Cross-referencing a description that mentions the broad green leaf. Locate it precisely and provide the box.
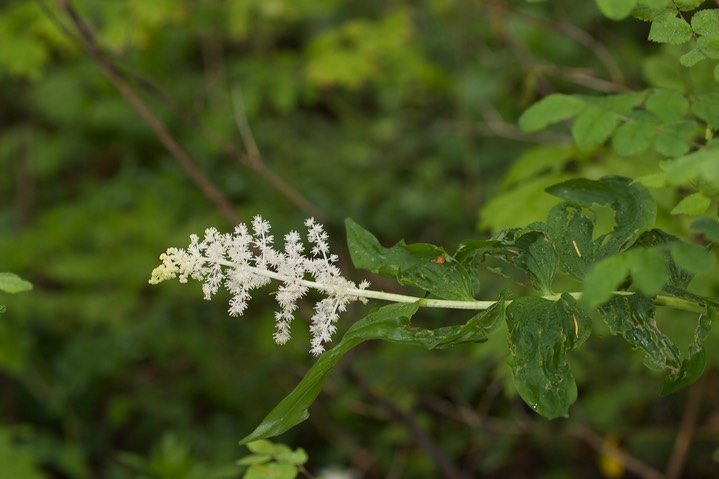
[662,148,719,186]
[486,226,558,294]
[0,273,32,294]
[581,255,628,309]
[345,219,475,300]
[506,294,590,419]
[236,455,270,466]
[670,192,711,215]
[547,204,595,280]
[612,120,656,156]
[670,242,714,274]
[518,94,585,132]
[648,12,692,44]
[595,0,637,20]
[247,440,281,455]
[698,35,719,59]
[692,218,719,241]
[680,47,706,67]
[691,9,719,37]
[646,89,689,122]
[581,92,647,115]
[634,230,693,288]
[635,172,668,188]
[546,176,657,258]
[598,295,681,372]
[571,106,619,150]
[625,248,670,296]
[501,145,573,187]
[692,92,719,127]
[662,305,715,394]
[239,302,420,445]
[675,0,706,10]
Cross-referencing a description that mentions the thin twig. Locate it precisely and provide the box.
[569,424,666,479]
[666,377,705,479]
[345,367,470,479]
[54,0,241,225]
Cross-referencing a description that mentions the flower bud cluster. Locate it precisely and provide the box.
[149,215,369,355]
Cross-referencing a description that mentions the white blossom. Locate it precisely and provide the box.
[149,216,368,355]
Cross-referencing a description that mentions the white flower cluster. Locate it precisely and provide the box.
[149,215,370,355]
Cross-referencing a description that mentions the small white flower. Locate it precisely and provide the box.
[149,216,367,355]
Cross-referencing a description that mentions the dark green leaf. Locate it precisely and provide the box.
[571,106,619,150]
[662,305,715,394]
[239,302,420,445]
[692,218,719,241]
[518,94,585,132]
[506,294,590,419]
[547,204,595,280]
[345,219,475,300]
[598,295,681,372]
[648,12,692,44]
[546,176,657,258]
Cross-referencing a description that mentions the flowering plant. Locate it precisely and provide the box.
[150,177,717,444]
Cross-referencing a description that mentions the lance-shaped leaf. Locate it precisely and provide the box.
[346,218,475,300]
[240,299,507,444]
[546,176,656,258]
[506,294,591,419]
[662,305,716,395]
[598,295,681,373]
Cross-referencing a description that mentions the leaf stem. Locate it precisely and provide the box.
[209,258,708,314]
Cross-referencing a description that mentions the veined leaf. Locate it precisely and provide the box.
[648,12,692,45]
[345,219,475,300]
[518,94,585,132]
[598,295,681,373]
[546,176,657,258]
[547,204,595,280]
[506,294,591,419]
[571,106,619,150]
[612,120,656,156]
[646,89,689,122]
[691,9,719,37]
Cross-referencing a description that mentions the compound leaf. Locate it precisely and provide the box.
[648,12,692,44]
[518,94,585,132]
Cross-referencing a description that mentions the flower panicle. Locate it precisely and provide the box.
[149,215,369,355]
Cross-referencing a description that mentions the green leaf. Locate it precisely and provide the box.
[505,294,590,419]
[670,242,714,274]
[239,302,420,445]
[246,440,281,456]
[547,176,657,258]
[571,106,619,150]
[654,121,698,157]
[0,273,32,294]
[691,9,719,37]
[236,455,271,466]
[518,94,585,132]
[680,47,706,67]
[547,204,595,280]
[648,12,692,44]
[581,255,628,309]
[675,0,706,10]
[501,145,574,187]
[487,226,558,294]
[692,92,719,127]
[662,305,715,395]
[612,120,656,156]
[345,219,475,300]
[595,0,638,20]
[697,35,719,59]
[634,230,693,288]
[692,218,719,241]
[243,463,297,479]
[670,192,711,215]
[646,89,689,122]
[625,248,670,296]
[599,295,681,372]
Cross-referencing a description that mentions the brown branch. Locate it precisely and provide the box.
[666,377,705,479]
[54,0,240,225]
[345,367,470,479]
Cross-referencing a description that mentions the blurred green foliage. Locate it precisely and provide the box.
[1,0,718,478]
